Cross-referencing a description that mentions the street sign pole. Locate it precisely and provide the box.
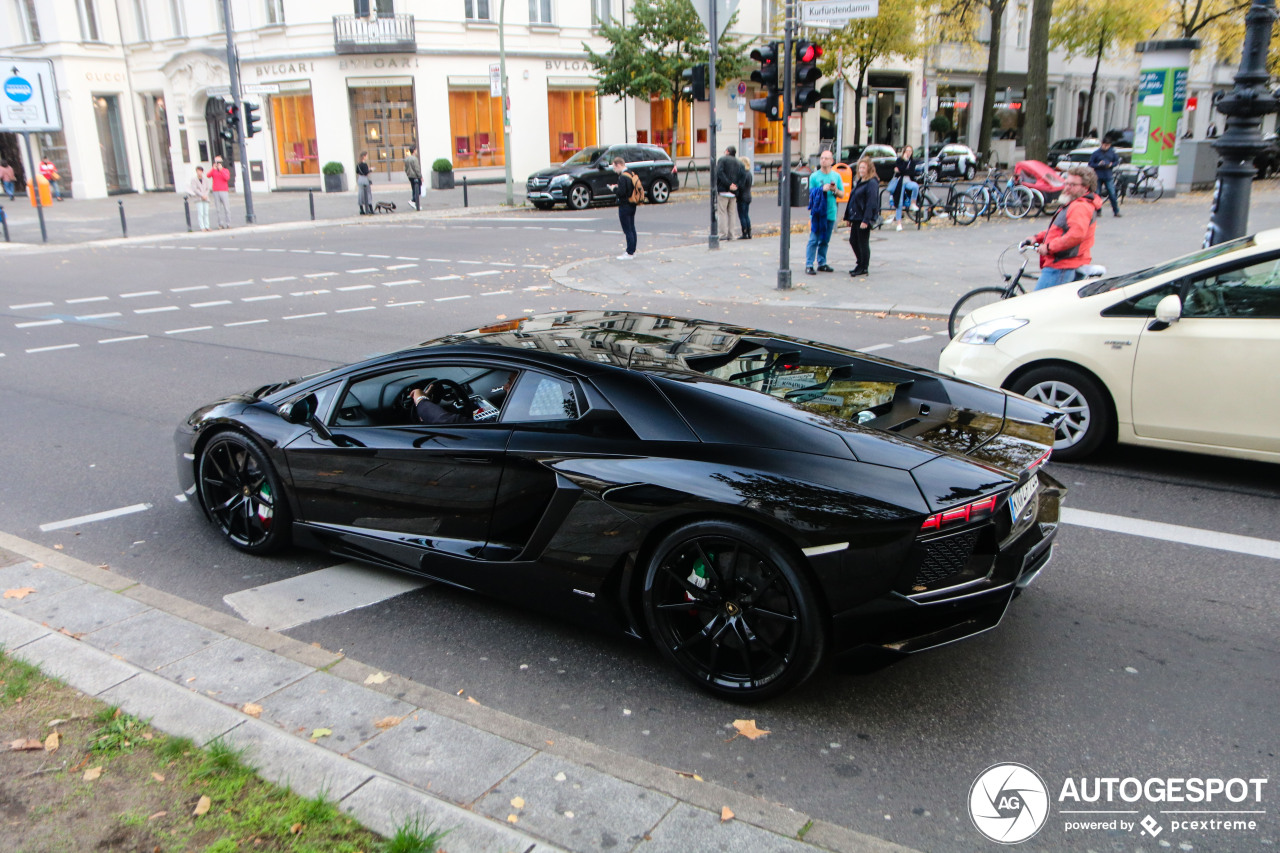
[20,131,46,243]
[3,57,62,243]
[778,0,795,290]
[221,0,256,223]
[500,0,514,207]
[708,0,720,249]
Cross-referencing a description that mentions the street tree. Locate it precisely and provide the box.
[1050,0,1161,133]
[584,0,751,160]
[1167,0,1251,39]
[817,0,922,147]
[937,0,1012,163]
[1023,0,1054,161]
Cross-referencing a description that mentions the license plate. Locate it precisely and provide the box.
[1009,478,1038,522]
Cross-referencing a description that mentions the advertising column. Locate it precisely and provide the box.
[1134,39,1198,197]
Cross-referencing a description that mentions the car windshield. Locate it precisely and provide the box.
[1078,235,1259,296]
[564,146,606,167]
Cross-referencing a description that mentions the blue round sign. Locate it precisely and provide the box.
[4,76,33,103]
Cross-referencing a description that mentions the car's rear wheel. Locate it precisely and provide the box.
[964,163,977,180]
[641,520,825,701]
[648,178,671,203]
[197,431,291,554]
[567,183,593,210]
[1009,366,1112,461]
[532,200,554,210]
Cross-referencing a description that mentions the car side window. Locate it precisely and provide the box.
[1101,281,1181,317]
[500,372,581,423]
[334,365,471,427]
[1183,257,1280,319]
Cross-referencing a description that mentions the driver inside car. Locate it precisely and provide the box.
[410,381,474,425]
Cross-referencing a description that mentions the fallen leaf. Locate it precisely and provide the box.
[53,544,63,550]
[57,627,84,640]
[466,696,479,705]
[152,772,165,782]
[141,732,153,740]
[310,728,332,739]
[511,796,525,809]
[3,587,35,599]
[44,732,59,753]
[553,772,567,782]
[148,811,167,821]
[84,766,103,781]
[721,806,735,822]
[193,795,211,816]
[731,719,770,740]
[373,716,403,730]
[10,738,43,751]
[186,677,197,683]
[290,823,303,835]
[506,814,519,824]
[364,672,390,685]
[242,703,263,718]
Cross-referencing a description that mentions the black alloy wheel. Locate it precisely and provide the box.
[197,431,291,554]
[568,183,593,210]
[642,521,825,701]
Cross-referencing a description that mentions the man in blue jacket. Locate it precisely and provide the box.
[1088,138,1122,217]
[805,150,842,275]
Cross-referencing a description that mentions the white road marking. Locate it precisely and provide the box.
[223,562,428,631]
[291,289,331,296]
[283,312,326,320]
[77,312,122,320]
[396,256,419,260]
[435,295,470,301]
[226,319,268,326]
[336,306,376,313]
[468,270,501,277]
[192,300,232,308]
[166,326,212,334]
[522,264,549,269]
[1061,508,1280,560]
[241,248,262,252]
[432,275,463,281]
[39,502,152,532]
[481,290,513,296]
[457,259,483,264]
[304,272,338,278]
[451,216,600,222]
[367,253,391,258]
[383,279,420,286]
[16,319,63,328]
[523,285,553,291]
[262,276,297,283]
[26,343,79,353]
[935,330,951,336]
[346,267,379,273]
[338,284,376,291]
[857,343,894,352]
[290,249,311,254]
[67,296,109,304]
[121,290,161,298]
[492,262,516,267]
[575,228,595,232]
[549,227,568,231]
[243,295,282,302]
[386,301,424,307]
[898,335,934,344]
[425,258,451,263]
[315,250,336,255]
[178,246,195,250]
[100,335,147,344]
[340,252,364,256]
[385,263,418,270]
[216,280,254,288]
[171,285,209,293]
[11,301,53,310]
[134,306,179,314]
[267,248,286,252]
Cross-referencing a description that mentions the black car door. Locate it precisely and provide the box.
[281,362,512,584]
[590,146,623,199]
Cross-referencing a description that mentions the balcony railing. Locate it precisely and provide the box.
[333,14,416,55]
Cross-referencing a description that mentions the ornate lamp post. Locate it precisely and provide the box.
[1205,0,1278,245]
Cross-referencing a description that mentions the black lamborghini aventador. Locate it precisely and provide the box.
[176,311,1065,700]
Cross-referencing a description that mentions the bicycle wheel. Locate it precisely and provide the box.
[909,191,933,223]
[952,191,981,225]
[1138,177,1164,201]
[1002,186,1035,219]
[949,287,1011,338]
[880,187,897,219]
[967,186,992,218]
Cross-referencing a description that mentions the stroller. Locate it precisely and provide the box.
[1013,160,1065,208]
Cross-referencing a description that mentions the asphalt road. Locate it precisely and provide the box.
[1,201,1276,853]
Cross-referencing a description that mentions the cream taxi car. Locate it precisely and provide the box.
[939,232,1280,462]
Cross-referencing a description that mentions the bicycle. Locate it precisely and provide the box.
[908,174,979,226]
[965,168,1037,220]
[948,242,1035,338]
[1116,164,1163,202]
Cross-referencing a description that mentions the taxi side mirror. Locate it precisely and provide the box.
[1148,294,1182,331]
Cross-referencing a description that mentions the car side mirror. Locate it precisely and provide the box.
[278,393,336,442]
[1148,293,1182,331]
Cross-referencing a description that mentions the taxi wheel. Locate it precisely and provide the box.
[1010,366,1113,461]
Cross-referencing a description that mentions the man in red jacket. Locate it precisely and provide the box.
[208,156,232,229]
[1030,165,1104,289]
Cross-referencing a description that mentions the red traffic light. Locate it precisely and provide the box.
[799,43,823,63]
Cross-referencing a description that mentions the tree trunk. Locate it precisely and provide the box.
[977,0,1008,166]
[1023,0,1053,162]
[1086,31,1105,132]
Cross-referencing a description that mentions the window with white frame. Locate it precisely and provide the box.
[1016,3,1028,49]
[75,0,101,40]
[761,0,779,33]
[529,0,552,24]
[465,0,491,20]
[591,0,610,26]
[15,0,41,42]
[170,0,186,36]
[213,0,225,31]
[131,0,148,40]
[265,0,285,24]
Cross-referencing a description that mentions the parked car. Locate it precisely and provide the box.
[1103,128,1135,147]
[177,310,1064,700]
[940,231,1280,463]
[1061,142,1133,169]
[1254,132,1280,177]
[915,144,979,181]
[526,144,678,210]
[1048,136,1096,169]
[837,143,899,182]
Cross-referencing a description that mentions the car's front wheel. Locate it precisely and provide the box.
[567,183,593,210]
[648,178,671,204]
[197,431,291,554]
[1009,366,1112,461]
[641,520,825,701]
[964,162,977,180]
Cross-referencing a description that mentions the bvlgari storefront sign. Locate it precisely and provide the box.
[545,60,591,71]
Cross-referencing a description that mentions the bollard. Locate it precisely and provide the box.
[0,205,8,242]
[184,197,192,232]
[118,200,127,238]
[463,175,469,208]
[309,188,316,221]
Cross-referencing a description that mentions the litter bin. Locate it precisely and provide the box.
[27,175,52,207]
[790,170,808,207]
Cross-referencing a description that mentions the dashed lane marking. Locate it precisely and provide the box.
[262,276,297,283]
[223,562,427,631]
[99,335,147,344]
[170,285,209,293]
[165,326,212,335]
[16,319,63,328]
[435,295,470,301]
[225,319,268,326]
[385,263,418,270]
[386,301,424,307]
[10,302,53,310]
[432,275,463,281]
[347,267,379,273]
[242,295,282,302]
[304,272,339,278]
[457,260,483,264]
[468,270,501,277]
[383,279,421,287]
[216,280,254,288]
[76,312,121,320]
[67,296,109,304]
[481,290,512,296]
[39,502,152,532]
[338,284,376,291]
[857,343,894,352]
[283,312,327,320]
[121,290,161,298]
[26,343,79,353]
[291,290,331,296]
[336,306,376,313]
[1062,508,1280,560]
[192,301,232,308]
[133,306,179,314]
[898,335,934,344]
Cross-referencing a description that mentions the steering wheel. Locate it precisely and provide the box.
[401,378,471,421]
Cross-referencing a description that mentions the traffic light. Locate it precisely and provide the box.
[793,40,824,112]
[244,101,262,138]
[749,41,782,121]
[681,64,708,102]
[222,103,239,143]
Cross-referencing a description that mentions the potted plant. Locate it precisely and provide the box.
[431,158,455,190]
[322,161,347,193]
[929,115,953,143]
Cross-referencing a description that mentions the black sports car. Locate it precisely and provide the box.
[176,311,1065,700]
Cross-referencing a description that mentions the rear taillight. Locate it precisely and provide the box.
[920,494,999,533]
[1028,449,1051,470]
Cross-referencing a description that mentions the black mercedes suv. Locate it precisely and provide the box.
[526,143,679,210]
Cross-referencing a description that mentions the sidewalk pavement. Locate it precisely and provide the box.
[552,182,1280,318]
[0,532,915,853]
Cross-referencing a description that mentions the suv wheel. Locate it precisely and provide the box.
[568,183,593,210]
[648,178,671,204]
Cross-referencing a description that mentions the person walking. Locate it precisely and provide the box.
[737,155,753,239]
[1028,165,1104,289]
[0,161,14,200]
[715,145,745,240]
[356,152,373,215]
[404,145,422,210]
[208,156,232,228]
[886,145,920,231]
[188,166,212,231]
[1088,137,1122,217]
[804,149,842,275]
[608,155,640,259]
[845,157,880,277]
[38,157,62,201]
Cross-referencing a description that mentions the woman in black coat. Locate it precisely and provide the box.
[844,157,879,276]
